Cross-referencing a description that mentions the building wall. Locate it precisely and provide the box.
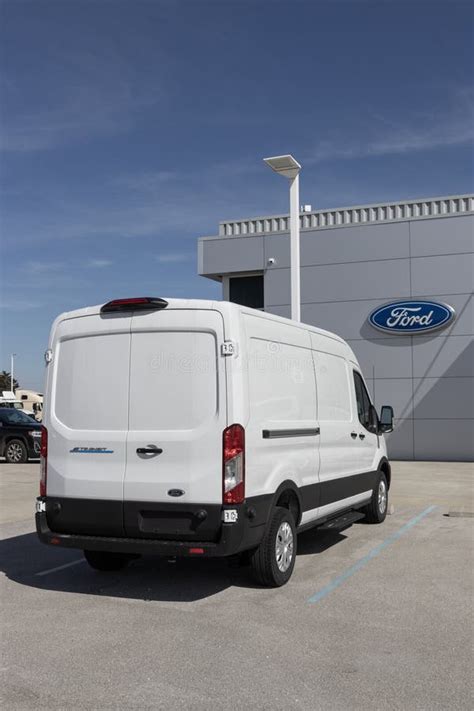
[199,209,474,461]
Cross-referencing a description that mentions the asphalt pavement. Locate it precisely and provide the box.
[0,461,473,710]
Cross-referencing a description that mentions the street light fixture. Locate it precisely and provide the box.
[10,353,17,393]
[263,154,302,321]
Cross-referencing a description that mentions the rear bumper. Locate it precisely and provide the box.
[35,497,269,558]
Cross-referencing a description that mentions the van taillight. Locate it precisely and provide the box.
[40,426,47,497]
[223,424,245,505]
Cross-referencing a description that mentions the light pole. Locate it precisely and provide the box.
[263,154,302,321]
[10,353,16,393]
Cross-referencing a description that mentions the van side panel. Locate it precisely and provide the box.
[312,347,357,481]
[243,313,320,515]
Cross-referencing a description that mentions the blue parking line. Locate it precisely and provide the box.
[308,505,437,604]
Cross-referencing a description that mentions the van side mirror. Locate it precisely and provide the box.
[379,405,394,434]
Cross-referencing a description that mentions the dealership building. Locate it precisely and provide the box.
[198,193,474,461]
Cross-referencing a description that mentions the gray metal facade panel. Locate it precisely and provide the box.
[413,419,474,461]
[384,419,415,460]
[265,304,291,319]
[371,378,414,421]
[199,236,264,276]
[412,335,474,379]
[410,215,474,257]
[265,268,291,307]
[348,338,413,379]
[413,377,474,420]
[264,222,410,270]
[300,259,411,303]
[264,234,290,269]
[410,253,474,297]
[266,259,412,308]
[301,222,410,267]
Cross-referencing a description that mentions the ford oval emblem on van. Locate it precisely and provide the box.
[369,300,455,335]
[168,489,185,497]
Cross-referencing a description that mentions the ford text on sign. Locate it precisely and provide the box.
[369,301,455,334]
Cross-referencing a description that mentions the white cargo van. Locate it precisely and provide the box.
[36,297,394,587]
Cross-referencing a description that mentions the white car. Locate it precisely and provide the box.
[36,297,393,586]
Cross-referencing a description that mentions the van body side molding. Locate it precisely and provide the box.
[262,427,320,439]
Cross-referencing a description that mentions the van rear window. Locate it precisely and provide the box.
[54,334,130,431]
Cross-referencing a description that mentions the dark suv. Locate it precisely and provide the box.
[0,409,42,463]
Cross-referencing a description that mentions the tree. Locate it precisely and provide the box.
[0,371,20,392]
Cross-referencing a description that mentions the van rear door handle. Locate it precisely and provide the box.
[350,432,357,439]
[136,447,163,454]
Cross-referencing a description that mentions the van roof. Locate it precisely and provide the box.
[54,298,348,347]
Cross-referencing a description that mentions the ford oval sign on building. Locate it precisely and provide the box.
[369,300,455,335]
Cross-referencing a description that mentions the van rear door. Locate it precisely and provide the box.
[123,309,226,540]
[46,312,131,535]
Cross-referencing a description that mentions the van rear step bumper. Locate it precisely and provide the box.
[35,505,263,558]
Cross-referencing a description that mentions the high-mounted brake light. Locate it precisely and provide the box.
[40,426,48,497]
[223,424,245,505]
[100,297,168,314]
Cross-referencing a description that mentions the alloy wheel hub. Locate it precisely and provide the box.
[275,521,294,573]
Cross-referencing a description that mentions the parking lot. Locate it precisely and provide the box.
[1,461,472,710]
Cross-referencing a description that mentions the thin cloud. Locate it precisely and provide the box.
[310,87,474,163]
[112,172,179,191]
[24,261,65,274]
[88,259,113,268]
[155,252,194,264]
[1,50,162,153]
[0,299,42,311]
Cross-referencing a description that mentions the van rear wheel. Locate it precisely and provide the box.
[83,550,132,571]
[250,506,297,587]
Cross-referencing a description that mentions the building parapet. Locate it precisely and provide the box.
[218,194,474,237]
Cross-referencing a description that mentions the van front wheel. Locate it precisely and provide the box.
[364,471,388,523]
[250,506,297,587]
[83,550,132,571]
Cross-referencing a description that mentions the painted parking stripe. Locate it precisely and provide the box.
[36,559,85,577]
[308,505,437,604]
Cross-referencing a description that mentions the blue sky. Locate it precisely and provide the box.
[1,0,473,389]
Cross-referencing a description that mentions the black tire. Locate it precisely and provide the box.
[5,439,28,464]
[363,471,388,523]
[250,506,297,587]
[83,550,132,571]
